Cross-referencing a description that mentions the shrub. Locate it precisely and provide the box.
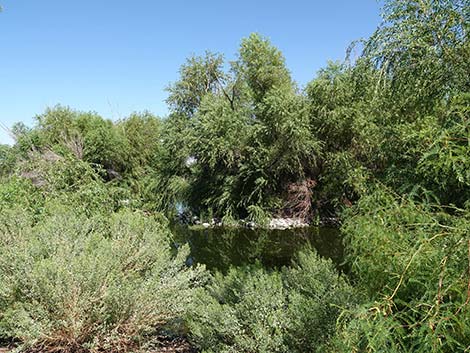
[283,250,358,352]
[16,153,130,217]
[0,208,206,352]
[187,249,356,353]
[339,188,470,352]
[188,265,288,353]
[0,177,44,217]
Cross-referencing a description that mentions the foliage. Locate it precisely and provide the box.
[166,52,226,117]
[415,94,470,205]
[0,144,18,177]
[188,264,288,353]
[0,0,469,351]
[32,106,130,174]
[15,152,125,217]
[0,177,44,217]
[117,111,162,173]
[164,33,322,220]
[187,249,356,353]
[359,0,470,116]
[0,207,205,352]
[338,188,470,352]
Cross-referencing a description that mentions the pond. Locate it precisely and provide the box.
[170,225,344,273]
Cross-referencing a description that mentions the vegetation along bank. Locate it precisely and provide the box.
[0,0,469,351]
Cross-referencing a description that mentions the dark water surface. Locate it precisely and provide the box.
[170,225,344,272]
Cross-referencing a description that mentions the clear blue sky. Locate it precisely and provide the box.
[0,1,382,144]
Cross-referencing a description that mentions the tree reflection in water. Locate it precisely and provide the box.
[170,225,344,273]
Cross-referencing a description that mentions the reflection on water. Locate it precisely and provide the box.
[170,225,344,272]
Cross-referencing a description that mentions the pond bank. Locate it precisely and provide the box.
[176,213,340,230]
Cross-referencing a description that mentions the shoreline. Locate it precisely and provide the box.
[176,214,340,230]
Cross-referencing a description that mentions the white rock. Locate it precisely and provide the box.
[269,218,309,230]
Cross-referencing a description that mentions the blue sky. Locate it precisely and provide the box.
[0,1,382,145]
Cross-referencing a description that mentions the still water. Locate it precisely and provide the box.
[170,225,344,273]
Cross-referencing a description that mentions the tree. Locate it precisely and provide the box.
[163,34,322,220]
[166,52,227,117]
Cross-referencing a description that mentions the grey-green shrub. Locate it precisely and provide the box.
[283,250,358,352]
[189,265,288,353]
[187,250,356,353]
[0,207,205,352]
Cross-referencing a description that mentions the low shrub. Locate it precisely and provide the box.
[0,208,206,352]
[283,250,358,352]
[187,249,357,353]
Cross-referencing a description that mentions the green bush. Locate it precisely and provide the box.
[0,177,44,217]
[189,265,288,353]
[0,144,19,178]
[187,250,356,353]
[0,208,205,352]
[283,250,358,352]
[0,1,468,351]
[339,188,470,352]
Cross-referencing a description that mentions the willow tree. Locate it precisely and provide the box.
[305,0,470,208]
[162,34,321,221]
